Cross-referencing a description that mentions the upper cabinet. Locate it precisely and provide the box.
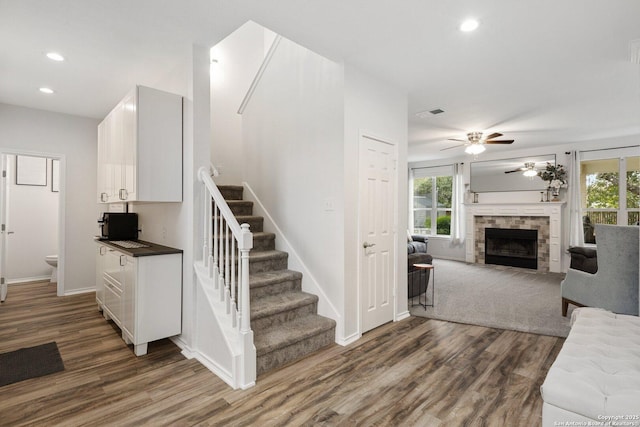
[97,86,183,203]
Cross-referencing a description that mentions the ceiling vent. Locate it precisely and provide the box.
[415,108,444,118]
[630,39,640,64]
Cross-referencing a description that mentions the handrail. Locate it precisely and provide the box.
[237,35,283,115]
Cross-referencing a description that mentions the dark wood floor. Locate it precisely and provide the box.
[0,281,564,426]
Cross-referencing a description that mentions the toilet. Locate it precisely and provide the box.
[44,255,58,283]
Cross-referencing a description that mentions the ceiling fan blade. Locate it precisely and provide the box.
[485,140,514,144]
[485,132,503,140]
[447,138,466,142]
[440,144,465,151]
[504,168,524,174]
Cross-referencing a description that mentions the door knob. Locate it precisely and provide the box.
[363,242,376,249]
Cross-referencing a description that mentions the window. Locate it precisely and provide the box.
[580,148,639,239]
[411,165,453,236]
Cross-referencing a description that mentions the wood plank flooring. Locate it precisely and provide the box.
[0,281,564,426]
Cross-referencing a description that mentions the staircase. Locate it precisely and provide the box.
[218,185,336,375]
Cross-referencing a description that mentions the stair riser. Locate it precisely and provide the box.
[212,217,263,232]
[257,329,335,376]
[252,235,275,252]
[228,204,253,216]
[213,234,274,252]
[249,256,288,274]
[213,201,253,216]
[218,186,243,200]
[251,278,302,301]
[252,302,318,332]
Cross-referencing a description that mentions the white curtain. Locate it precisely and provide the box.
[451,162,465,245]
[568,150,584,247]
[408,168,415,234]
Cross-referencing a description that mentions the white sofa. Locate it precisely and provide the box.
[541,308,640,427]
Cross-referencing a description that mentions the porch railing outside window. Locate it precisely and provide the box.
[580,153,639,232]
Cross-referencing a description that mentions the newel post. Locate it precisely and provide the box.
[239,223,253,333]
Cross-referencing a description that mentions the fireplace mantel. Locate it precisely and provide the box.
[464,202,566,272]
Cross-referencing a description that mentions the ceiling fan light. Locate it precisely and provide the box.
[523,169,538,177]
[460,19,479,32]
[465,144,486,155]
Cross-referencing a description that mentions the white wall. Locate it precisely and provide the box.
[409,134,640,263]
[6,155,59,282]
[0,103,98,294]
[343,64,409,339]
[210,21,275,185]
[242,36,346,335]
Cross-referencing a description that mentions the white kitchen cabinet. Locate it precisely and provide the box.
[96,242,182,356]
[97,85,182,203]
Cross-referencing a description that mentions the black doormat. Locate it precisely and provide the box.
[0,342,65,387]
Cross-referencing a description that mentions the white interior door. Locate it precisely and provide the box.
[359,134,396,333]
[0,154,8,301]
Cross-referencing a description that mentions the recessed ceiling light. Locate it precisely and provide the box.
[460,19,479,32]
[39,87,54,94]
[46,52,65,61]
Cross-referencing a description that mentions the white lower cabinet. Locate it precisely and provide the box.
[97,243,182,356]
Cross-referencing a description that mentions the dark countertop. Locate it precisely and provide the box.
[95,238,183,257]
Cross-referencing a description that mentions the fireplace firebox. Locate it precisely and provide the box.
[485,228,538,269]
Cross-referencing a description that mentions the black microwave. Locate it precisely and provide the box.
[99,213,138,240]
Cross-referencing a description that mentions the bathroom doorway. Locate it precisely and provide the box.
[0,151,64,302]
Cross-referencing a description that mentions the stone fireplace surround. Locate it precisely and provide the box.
[475,216,550,271]
[464,202,565,273]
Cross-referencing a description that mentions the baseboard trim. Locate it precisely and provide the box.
[396,310,411,321]
[64,287,95,296]
[337,332,361,346]
[7,275,51,284]
[170,336,193,358]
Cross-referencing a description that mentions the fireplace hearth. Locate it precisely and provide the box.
[485,228,538,269]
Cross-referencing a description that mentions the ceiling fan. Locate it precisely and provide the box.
[441,131,514,154]
[505,161,538,177]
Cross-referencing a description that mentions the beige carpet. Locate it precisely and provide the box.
[409,259,574,337]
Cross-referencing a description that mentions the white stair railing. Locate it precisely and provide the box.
[197,167,255,388]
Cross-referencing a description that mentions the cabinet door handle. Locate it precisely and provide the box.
[119,188,128,200]
[119,255,126,266]
[101,192,108,202]
[100,246,107,255]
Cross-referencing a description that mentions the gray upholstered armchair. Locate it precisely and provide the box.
[561,224,639,316]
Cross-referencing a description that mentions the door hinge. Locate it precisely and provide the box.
[1,277,4,285]
[1,224,5,232]
[2,170,6,178]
